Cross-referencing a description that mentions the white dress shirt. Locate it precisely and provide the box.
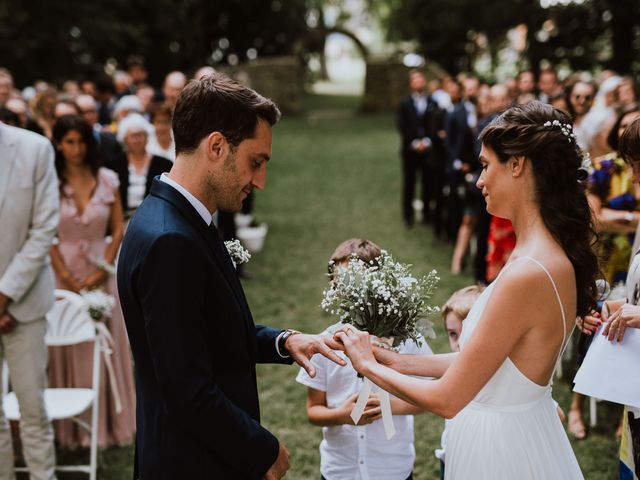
[159,173,212,225]
[412,92,427,116]
[297,323,433,480]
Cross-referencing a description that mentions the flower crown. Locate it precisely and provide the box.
[543,119,576,143]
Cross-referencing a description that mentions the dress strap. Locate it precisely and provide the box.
[516,257,566,343]
[511,256,574,382]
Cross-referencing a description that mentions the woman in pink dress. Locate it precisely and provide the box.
[49,115,135,448]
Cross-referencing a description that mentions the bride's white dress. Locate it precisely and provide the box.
[445,257,584,479]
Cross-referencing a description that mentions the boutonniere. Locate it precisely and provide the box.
[224,239,251,267]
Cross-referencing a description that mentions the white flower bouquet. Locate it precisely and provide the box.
[321,250,439,348]
[224,239,252,266]
[80,289,116,321]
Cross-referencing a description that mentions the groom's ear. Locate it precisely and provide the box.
[205,131,230,164]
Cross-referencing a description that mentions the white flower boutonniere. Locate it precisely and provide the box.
[224,239,252,267]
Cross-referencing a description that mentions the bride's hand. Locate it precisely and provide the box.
[333,326,377,375]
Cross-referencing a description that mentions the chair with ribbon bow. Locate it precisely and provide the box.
[2,289,120,480]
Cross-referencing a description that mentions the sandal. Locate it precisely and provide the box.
[568,410,587,440]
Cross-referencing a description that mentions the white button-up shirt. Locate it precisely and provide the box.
[297,323,433,480]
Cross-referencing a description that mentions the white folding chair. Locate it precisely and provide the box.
[3,289,102,480]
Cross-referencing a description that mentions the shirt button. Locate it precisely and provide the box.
[360,435,364,439]
[360,460,364,464]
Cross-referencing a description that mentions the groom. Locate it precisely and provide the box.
[117,73,345,480]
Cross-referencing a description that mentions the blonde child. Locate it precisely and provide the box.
[296,239,433,480]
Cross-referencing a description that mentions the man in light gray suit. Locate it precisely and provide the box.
[0,123,59,480]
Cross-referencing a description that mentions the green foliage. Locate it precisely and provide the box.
[370,0,640,75]
[0,0,309,85]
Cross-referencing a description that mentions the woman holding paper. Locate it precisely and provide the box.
[598,117,640,480]
[332,102,599,480]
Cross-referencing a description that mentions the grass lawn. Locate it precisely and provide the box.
[51,94,619,479]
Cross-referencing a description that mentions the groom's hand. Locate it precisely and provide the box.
[285,333,346,378]
[263,442,290,480]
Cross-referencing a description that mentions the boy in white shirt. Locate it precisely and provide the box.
[296,239,433,480]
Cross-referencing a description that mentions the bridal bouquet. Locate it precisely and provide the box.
[321,250,439,348]
[224,239,251,266]
[80,289,116,321]
[321,250,439,439]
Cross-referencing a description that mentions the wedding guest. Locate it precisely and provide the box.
[76,94,125,167]
[111,94,142,128]
[617,77,638,110]
[0,122,58,480]
[566,79,596,151]
[48,115,135,447]
[485,217,516,282]
[161,71,187,110]
[135,83,155,115]
[113,70,133,99]
[126,55,148,92]
[53,99,79,119]
[537,68,561,104]
[571,109,640,441]
[600,115,640,479]
[0,68,13,107]
[580,75,622,158]
[435,285,483,479]
[515,70,535,104]
[30,88,57,139]
[297,239,432,480]
[146,103,175,161]
[397,70,446,230]
[111,113,172,220]
[444,78,475,241]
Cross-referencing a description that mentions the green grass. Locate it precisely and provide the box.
[49,93,619,479]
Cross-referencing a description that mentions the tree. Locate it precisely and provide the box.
[369,0,640,76]
[0,0,311,86]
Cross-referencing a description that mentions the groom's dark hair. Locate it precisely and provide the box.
[172,72,281,155]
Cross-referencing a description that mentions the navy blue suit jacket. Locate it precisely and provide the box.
[397,95,445,160]
[117,178,292,479]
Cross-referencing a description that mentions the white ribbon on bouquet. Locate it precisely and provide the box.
[349,335,396,440]
[350,378,396,439]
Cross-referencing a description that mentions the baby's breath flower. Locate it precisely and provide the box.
[320,251,439,347]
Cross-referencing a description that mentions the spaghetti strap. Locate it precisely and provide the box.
[516,257,567,343]
[507,256,574,381]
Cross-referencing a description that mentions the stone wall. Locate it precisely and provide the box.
[361,59,445,112]
[223,56,303,115]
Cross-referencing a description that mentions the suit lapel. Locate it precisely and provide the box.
[0,128,17,217]
[149,179,255,338]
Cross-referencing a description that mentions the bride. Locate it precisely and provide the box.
[331,101,598,479]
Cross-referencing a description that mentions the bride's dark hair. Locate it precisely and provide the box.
[479,101,599,317]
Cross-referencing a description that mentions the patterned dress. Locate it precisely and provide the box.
[588,153,639,284]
